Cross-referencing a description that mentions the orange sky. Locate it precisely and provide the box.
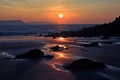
[0,0,120,24]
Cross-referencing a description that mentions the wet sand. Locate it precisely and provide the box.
[0,36,120,80]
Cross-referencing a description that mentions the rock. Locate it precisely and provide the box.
[80,42,99,47]
[63,59,107,70]
[15,49,44,59]
[44,55,54,58]
[50,45,63,51]
[50,45,68,52]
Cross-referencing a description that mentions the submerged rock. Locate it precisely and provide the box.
[15,49,44,59]
[63,59,107,70]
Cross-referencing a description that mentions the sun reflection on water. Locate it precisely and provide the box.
[59,37,65,40]
[56,37,66,42]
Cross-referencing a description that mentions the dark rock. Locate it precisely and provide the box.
[80,42,99,47]
[15,49,44,59]
[44,55,54,58]
[63,59,107,70]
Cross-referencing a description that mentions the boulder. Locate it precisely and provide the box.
[15,49,44,59]
[63,59,107,70]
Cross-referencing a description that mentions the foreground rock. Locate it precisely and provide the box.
[63,59,107,70]
[50,45,68,52]
[15,49,54,59]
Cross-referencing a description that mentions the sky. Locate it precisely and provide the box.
[0,0,120,24]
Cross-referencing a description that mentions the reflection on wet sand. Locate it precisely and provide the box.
[51,62,65,71]
[56,52,68,58]
[54,52,73,59]
[55,37,68,42]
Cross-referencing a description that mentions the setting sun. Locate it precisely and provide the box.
[58,13,64,19]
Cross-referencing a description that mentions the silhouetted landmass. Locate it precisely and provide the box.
[46,16,120,37]
[0,20,58,25]
[0,20,25,25]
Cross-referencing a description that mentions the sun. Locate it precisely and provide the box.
[58,13,64,19]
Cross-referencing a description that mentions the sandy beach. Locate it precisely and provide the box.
[0,36,120,80]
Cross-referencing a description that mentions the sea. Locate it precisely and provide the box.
[0,24,95,36]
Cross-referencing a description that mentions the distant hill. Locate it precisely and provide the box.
[46,16,120,37]
[0,20,25,25]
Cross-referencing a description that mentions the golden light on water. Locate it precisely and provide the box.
[57,53,65,58]
[59,37,65,40]
[55,52,70,59]
[56,37,66,42]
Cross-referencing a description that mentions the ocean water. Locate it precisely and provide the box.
[0,24,95,36]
